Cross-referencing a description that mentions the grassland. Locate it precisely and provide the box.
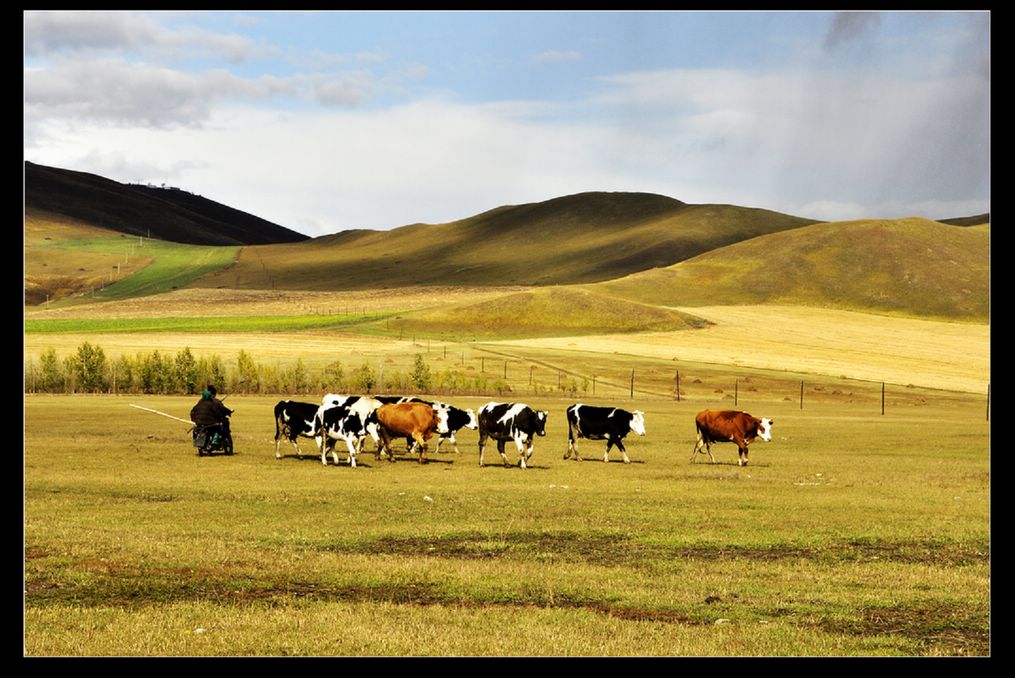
[190,193,816,291]
[26,209,240,305]
[364,287,712,341]
[22,193,991,656]
[24,393,989,656]
[595,218,990,322]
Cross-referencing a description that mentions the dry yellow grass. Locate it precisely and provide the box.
[24,286,528,320]
[24,290,988,394]
[493,305,989,393]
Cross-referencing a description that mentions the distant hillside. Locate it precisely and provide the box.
[24,161,308,246]
[939,213,989,227]
[193,192,818,290]
[365,287,712,340]
[594,217,990,321]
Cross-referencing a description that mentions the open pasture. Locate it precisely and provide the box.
[24,392,989,656]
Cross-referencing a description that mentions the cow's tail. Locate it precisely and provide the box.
[692,418,706,456]
[274,401,285,441]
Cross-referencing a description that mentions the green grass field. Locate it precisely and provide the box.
[26,210,240,306]
[24,393,989,656]
[22,200,991,656]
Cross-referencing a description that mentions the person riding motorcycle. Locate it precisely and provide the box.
[190,384,233,443]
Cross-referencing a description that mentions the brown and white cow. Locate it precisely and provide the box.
[691,410,773,466]
[374,401,449,464]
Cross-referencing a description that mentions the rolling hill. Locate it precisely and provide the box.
[939,213,990,227]
[593,217,990,321]
[364,287,713,340]
[25,161,308,246]
[192,192,820,290]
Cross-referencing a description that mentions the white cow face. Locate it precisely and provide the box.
[434,405,451,434]
[535,411,547,436]
[630,411,646,436]
[465,409,478,430]
[757,418,773,442]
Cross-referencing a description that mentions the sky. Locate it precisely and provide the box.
[24,10,990,238]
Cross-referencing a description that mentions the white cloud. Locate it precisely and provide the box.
[25,59,293,129]
[24,10,268,63]
[312,72,374,107]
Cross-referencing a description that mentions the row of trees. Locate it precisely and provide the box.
[24,343,562,397]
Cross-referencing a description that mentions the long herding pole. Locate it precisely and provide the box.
[129,404,192,425]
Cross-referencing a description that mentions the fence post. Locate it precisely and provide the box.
[674,370,680,401]
[800,381,804,410]
[630,369,635,398]
[882,382,885,416]
[734,378,738,406]
[529,365,534,385]
[503,360,507,380]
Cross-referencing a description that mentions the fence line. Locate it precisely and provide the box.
[25,342,988,415]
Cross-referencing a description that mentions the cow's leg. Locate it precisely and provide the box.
[330,437,342,466]
[478,432,488,467]
[317,435,330,466]
[565,427,582,461]
[413,432,428,464]
[514,432,531,469]
[690,430,703,463]
[497,439,511,467]
[522,437,534,469]
[738,443,749,467]
[614,438,631,464]
[379,431,396,462]
[604,437,613,463]
[345,437,358,468]
[291,436,305,459]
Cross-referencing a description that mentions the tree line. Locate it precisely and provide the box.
[23,342,554,397]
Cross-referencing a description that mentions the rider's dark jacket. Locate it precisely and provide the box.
[190,392,232,427]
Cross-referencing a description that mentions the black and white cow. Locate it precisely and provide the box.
[315,404,379,468]
[564,404,646,464]
[436,404,479,453]
[320,394,382,453]
[477,402,548,469]
[273,400,322,459]
[376,396,478,454]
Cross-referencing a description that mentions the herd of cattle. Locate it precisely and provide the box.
[273,395,774,468]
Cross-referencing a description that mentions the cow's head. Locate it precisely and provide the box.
[757,417,773,442]
[534,410,548,436]
[630,410,646,436]
[433,404,451,435]
[625,410,641,436]
[463,408,478,430]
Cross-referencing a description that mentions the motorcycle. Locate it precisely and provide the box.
[192,418,234,456]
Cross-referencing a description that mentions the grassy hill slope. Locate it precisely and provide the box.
[594,218,990,321]
[359,287,711,340]
[193,192,818,290]
[25,161,308,246]
[25,208,239,306]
